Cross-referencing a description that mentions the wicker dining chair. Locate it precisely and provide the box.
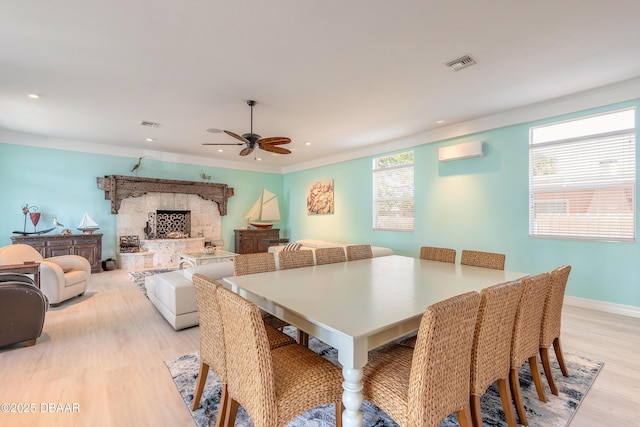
[315,247,347,265]
[539,265,572,396]
[346,244,373,261]
[362,291,481,427]
[509,272,551,425]
[277,249,315,346]
[216,286,344,427]
[461,250,506,270]
[190,274,295,418]
[469,279,524,427]
[278,250,314,270]
[419,246,457,263]
[233,253,288,331]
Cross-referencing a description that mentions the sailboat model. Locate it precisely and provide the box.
[77,212,100,234]
[245,189,280,229]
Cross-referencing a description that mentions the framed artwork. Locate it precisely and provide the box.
[306,179,334,215]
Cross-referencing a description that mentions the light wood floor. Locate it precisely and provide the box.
[0,269,638,426]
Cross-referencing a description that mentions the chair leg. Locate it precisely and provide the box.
[497,377,517,427]
[222,398,239,427]
[191,362,209,410]
[528,355,547,402]
[540,347,559,395]
[456,402,473,427]
[553,337,569,377]
[297,329,309,347]
[335,400,344,427]
[509,368,527,426]
[214,384,229,427]
[470,394,482,427]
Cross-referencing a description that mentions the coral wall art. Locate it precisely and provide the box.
[306,179,334,215]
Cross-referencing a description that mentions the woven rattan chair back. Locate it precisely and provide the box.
[461,249,506,270]
[362,292,480,426]
[278,250,314,270]
[539,264,572,396]
[419,246,456,263]
[217,286,279,427]
[314,247,347,265]
[346,244,373,261]
[233,252,276,276]
[409,291,481,426]
[509,271,551,424]
[469,279,523,427]
[217,286,343,427]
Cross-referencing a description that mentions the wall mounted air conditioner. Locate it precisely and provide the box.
[438,140,484,162]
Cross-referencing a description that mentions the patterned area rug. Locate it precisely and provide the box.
[127,268,175,297]
[166,327,603,427]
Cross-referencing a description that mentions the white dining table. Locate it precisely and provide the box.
[223,254,528,427]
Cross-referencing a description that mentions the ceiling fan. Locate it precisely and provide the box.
[203,100,292,156]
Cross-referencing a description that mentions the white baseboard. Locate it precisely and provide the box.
[564,295,640,319]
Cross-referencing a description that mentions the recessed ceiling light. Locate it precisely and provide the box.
[146,137,155,142]
[27,93,41,99]
[305,142,311,146]
[256,157,262,161]
[217,149,223,153]
[436,119,445,124]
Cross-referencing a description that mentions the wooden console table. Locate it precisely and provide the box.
[11,234,103,273]
[234,229,280,254]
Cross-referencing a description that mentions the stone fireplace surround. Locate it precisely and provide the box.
[96,175,234,270]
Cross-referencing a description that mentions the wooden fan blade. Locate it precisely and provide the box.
[224,130,250,144]
[258,136,291,145]
[259,144,292,155]
[202,142,244,146]
[239,146,254,156]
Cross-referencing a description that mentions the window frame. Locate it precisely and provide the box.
[372,151,414,232]
[528,108,636,242]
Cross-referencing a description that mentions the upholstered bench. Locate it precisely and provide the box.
[146,261,234,330]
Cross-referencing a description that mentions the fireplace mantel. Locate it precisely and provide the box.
[96,175,234,215]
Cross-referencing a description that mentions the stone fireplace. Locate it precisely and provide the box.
[96,175,234,270]
[116,193,220,269]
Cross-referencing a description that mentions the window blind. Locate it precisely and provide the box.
[529,109,636,242]
[373,152,414,231]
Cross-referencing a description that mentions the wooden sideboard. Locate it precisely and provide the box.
[11,233,103,273]
[234,229,279,254]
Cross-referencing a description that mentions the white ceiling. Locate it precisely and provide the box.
[2,1,640,172]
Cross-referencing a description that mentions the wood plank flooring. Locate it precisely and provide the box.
[0,269,638,426]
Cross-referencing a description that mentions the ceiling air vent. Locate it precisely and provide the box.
[140,120,160,128]
[446,55,476,71]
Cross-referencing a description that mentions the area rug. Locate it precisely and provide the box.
[127,268,175,297]
[166,328,603,427]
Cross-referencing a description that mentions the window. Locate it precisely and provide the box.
[373,151,414,231]
[529,108,636,242]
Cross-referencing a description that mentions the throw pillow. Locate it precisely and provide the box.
[282,242,301,251]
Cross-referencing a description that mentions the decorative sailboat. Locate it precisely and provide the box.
[245,189,280,229]
[77,212,100,234]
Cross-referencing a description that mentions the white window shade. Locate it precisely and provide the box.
[373,152,414,231]
[529,109,636,242]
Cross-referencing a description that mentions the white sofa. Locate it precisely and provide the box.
[146,240,393,330]
[268,239,393,264]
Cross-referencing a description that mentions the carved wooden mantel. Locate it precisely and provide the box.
[96,175,234,215]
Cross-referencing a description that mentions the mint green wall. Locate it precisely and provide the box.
[283,100,640,308]
[0,143,284,257]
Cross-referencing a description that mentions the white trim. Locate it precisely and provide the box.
[564,295,640,319]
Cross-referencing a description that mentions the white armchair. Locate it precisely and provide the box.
[0,244,91,306]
